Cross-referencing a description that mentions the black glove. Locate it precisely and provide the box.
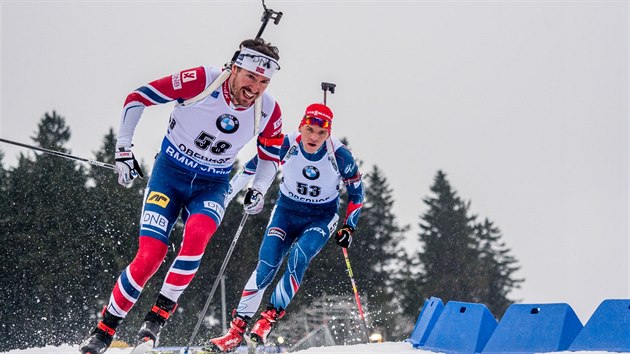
[115,147,144,186]
[335,224,354,248]
[243,188,264,214]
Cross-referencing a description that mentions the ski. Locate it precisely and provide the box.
[143,347,226,354]
[143,335,259,354]
[244,334,258,354]
[129,339,155,354]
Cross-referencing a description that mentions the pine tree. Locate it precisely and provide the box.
[406,170,522,319]
[77,127,149,343]
[419,171,480,298]
[473,218,523,315]
[1,111,93,349]
[0,149,7,227]
[348,165,409,340]
[0,149,11,349]
[0,149,6,185]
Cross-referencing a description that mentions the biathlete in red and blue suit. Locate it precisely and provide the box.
[80,38,284,354]
[206,103,364,353]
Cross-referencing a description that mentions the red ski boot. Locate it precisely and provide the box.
[206,314,248,353]
[249,306,285,346]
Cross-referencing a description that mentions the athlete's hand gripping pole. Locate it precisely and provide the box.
[115,146,144,187]
[335,224,354,248]
[183,213,249,353]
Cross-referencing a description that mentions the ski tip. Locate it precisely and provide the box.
[248,334,263,347]
[197,344,219,354]
[130,339,155,354]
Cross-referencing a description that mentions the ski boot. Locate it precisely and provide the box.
[136,294,177,347]
[249,306,285,346]
[205,311,249,353]
[79,308,123,354]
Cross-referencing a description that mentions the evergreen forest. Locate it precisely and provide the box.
[0,111,523,351]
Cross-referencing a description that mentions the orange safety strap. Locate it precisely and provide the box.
[151,305,174,320]
[97,321,116,336]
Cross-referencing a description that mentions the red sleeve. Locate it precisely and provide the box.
[123,66,208,107]
[260,102,282,139]
[257,102,283,162]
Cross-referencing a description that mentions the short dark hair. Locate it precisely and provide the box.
[240,38,280,61]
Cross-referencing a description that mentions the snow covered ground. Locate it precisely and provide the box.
[1,342,415,354]
[0,342,627,354]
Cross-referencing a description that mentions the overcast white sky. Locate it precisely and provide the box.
[1,0,628,323]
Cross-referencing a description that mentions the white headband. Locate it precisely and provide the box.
[234,47,280,79]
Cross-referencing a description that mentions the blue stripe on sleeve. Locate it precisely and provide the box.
[258,144,280,158]
[137,86,171,104]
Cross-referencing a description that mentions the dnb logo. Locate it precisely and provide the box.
[147,191,170,208]
[302,166,320,180]
[203,201,225,221]
[216,114,239,134]
[142,211,168,232]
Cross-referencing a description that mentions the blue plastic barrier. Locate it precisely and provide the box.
[568,299,630,352]
[422,301,497,353]
[482,303,582,353]
[408,297,444,347]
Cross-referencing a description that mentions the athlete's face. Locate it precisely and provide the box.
[299,124,330,154]
[228,66,270,107]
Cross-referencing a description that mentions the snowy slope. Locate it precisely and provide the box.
[1,342,416,354]
[0,342,627,354]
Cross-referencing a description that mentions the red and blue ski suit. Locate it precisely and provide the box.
[107,65,283,318]
[229,132,364,317]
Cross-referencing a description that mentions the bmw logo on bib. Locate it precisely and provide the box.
[216,114,239,134]
[303,166,320,180]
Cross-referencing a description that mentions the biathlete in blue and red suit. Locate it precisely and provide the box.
[80,38,284,354]
[206,103,364,353]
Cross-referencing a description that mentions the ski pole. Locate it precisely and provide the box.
[184,212,249,353]
[320,82,369,341]
[0,137,116,170]
[342,247,371,343]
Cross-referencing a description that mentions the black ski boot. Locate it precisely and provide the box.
[137,294,177,346]
[80,309,123,354]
